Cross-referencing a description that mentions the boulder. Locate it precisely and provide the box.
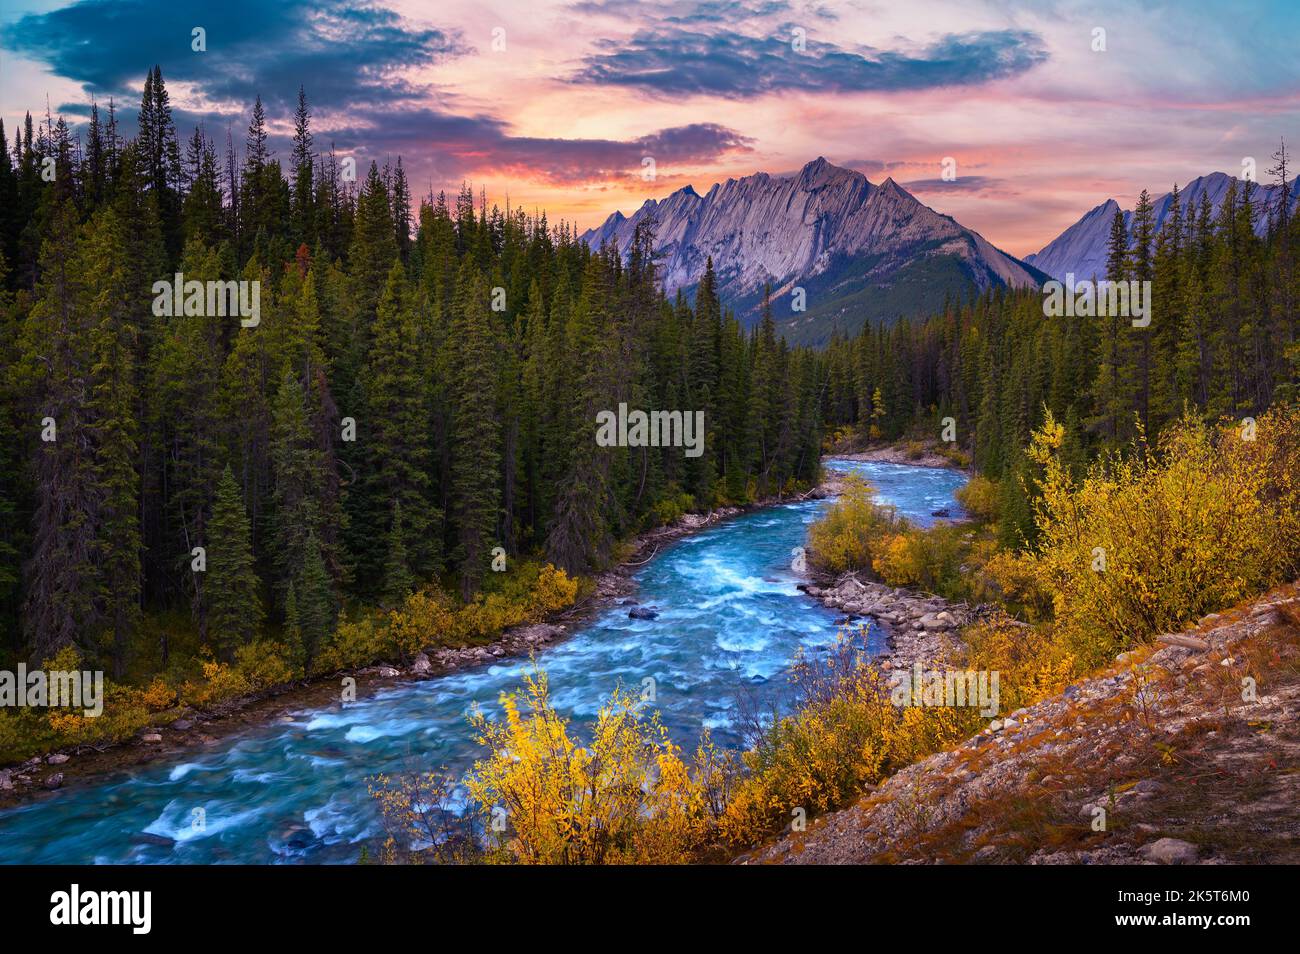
[411,653,433,675]
[142,733,163,744]
[47,753,70,765]
[1141,838,1198,865]
[44,773,64,790]
[628,606,659,620]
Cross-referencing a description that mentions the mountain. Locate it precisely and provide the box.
[580,157,1045,346]
[1026,172,1300,281]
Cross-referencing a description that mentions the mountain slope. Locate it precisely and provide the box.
[1027,172,1300,281]
[581,158,1044,346]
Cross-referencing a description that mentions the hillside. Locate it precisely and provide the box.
[743,582,1300,865]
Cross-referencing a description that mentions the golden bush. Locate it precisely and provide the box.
[994,408,1300,667]
[464,671,727,864]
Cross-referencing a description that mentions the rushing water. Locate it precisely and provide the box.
[0,460,965,865]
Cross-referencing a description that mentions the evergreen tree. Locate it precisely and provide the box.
[207,465,263,655]
[449,264,502,599]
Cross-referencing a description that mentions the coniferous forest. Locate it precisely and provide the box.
[0,72,826,686]
[3,71,1299,697]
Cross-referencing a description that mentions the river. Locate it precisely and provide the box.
[0,459,966,864]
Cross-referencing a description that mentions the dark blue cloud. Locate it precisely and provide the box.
[3,0,467,113]
[4,0,753,192]
[569,28,1048,98]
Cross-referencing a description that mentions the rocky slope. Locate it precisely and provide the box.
[743,581,1300,864]
[581,158,1043,344]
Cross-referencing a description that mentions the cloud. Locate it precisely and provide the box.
[903,174,1004,193]
[569,28,1048,99]
[2,0,467,113]
[7,0,751,191]
[330,112,752,185]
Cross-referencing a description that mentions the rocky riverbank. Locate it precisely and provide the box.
[830,444,965,471]
[800,573,977,670]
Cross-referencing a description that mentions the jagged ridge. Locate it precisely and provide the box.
[581,158,1043,345]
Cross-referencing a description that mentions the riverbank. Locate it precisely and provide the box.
[809,453,978,669]
[799,573,978,671]
[829,442,970,472]
[0,483,835,806]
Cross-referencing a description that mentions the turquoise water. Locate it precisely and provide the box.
[0,460,965,864]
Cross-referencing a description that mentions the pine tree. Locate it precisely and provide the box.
[207,465,263,656]
[381,499,414,605]
[80,207,142,676]
[296,532,334,664]
[366,261,438,581]
[290,87,315,248]
[449,264,502,599]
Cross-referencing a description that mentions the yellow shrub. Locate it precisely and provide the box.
[313,613,390,672]
[720,639,981,846]
[997,408,1300,667]
[808,473,896,573]
[464,671,726,864]
[315,564,580,674]
[180,657,251,706]
[233,639,299,689]
[955,475,1000,522]
[388,588,458,654]
[141,677,178,712]
[528,564,579,617]
[872,532,921,587]
[961,615,1079,715]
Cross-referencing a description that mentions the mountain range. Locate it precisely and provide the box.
[1025,171,1300,282]
[581,161,1299,346]
[580,157,1044,346]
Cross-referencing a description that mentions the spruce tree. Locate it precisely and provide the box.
[449,264,502,599]
[207,465,263,656]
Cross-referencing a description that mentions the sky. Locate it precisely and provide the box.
[1,0,1297,257]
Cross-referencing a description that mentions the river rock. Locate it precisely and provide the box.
[411,653,433,675]
[142,733,163,744]
[1141,838,1199,864]
[0,770,12,790]
[44,773,64,790]
[47,753,69,765]
[133,832,176,848]
[628,606,659,620]
[378,666,401,678]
